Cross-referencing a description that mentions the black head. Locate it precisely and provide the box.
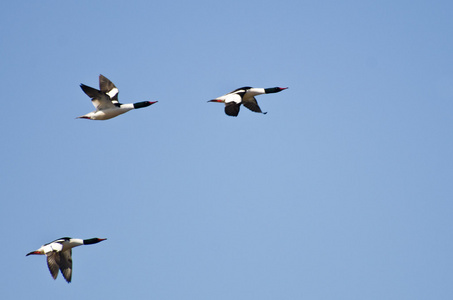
[133,101,158,109]
[83,238,107,245]
[264,87,288,94]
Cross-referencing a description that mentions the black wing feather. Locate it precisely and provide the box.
[59,250,73,283]
[225,102,240,117]
[46,252,60,280]
[243,97,266,114]
[99,74,119,101]
[80,84,103,100]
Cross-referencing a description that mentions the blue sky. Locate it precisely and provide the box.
[1,0,453,299]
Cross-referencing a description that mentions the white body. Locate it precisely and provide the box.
[215,88,266,104]
[79,104,134,120]
[34,238,84,254]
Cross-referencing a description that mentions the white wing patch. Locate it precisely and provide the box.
[219,93,242,104]
[51,243,63,252]
[43,242,63,254]
[106,87,119,99]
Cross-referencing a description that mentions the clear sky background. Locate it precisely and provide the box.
[1,0,453,299]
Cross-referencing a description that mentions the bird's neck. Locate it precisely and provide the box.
[61,238,84,251]
[119,103,135,109]
[245,88,265,96]
[68,239,84,246]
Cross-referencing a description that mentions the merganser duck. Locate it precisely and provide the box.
[26,237,107,283]
[208,86,288,117]
[77,74,157,120]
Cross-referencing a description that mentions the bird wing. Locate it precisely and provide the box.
[218,93,242,104]
[40,241,63,254]
[46,252,60,280]
[42,244,54,254]
[80,84,116,110]
[99,74,119,104]
[218,93,242,117]
[225,102,240,116]
[242,97,266,114]
[59,249,73,283]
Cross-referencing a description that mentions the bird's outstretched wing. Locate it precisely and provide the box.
[218,93,242,104]
[99,74,119,104]
[80,84,116,110]
[225,102,240,116]
[221,93,242,117]
[243,97,267,114]
[46,252,60,280]
[59,250,73,283]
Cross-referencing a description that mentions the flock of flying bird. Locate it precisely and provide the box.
[26,74,288,283]
[76,74,288,119]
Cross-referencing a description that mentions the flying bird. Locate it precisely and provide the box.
[26,237,107,283]
[208,86,288,117]
[77,74,157,120]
